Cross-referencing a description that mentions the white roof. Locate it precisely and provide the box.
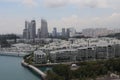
[34,50,46,55]
[12,43,31,47]
[50,49,77,54]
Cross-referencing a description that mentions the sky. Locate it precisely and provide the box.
[0,0,120,34]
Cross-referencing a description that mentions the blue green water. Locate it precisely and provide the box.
[39,67,52,72]
[0,56,41,80]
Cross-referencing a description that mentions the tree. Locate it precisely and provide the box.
[46,70,64,80]
[52,64,71,80]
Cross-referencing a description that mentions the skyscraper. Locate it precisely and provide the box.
[62,28,66,37]
[30,20,36,39]
[40,19,48,38]
[23,21,29,39]
[23,20,36,40]
[66,28,70,38]
[23,29,27,39]
[69,28,76,37]
[52,27,57,37]
[37,28,41,38]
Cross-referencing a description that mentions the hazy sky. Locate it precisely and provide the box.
[0,0,120,34]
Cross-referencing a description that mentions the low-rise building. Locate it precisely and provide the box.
[77,47,96,61]
[50,49,78,63]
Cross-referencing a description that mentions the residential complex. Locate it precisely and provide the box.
[33,38,120,64]
[34,50,47,64]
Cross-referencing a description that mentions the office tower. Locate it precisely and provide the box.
[27,22,31,39]
[25,21,28,29]
[52,27,57,37]
[23,21,29,39]
[40,19,48,38]
[62,28,66,37]
[37,28,41,38]
[23,20,36,40]
[66,28,70,38]
[69,28,76,37]
[23,21,27,39]
[23,29,27,39]
[30,20,36,39]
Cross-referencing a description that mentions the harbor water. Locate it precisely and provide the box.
[0,56,42,80]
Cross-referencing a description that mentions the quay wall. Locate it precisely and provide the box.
[21,60,47,80]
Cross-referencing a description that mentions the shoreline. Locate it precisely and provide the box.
[21,60,47,80]
[0,51,27,57]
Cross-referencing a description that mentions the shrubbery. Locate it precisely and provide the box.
[47,58,120,80]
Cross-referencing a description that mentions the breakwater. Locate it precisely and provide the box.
[21,60,47,80]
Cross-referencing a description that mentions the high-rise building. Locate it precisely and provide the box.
[40,19,48,38]
[23,20,36,40]
[30,20,36,39]
[69,28,76,37]
[23,21,28,39]
[66,28,70,38]
[23,29,27,39]
[37,28,41,38]
[52,27,57,37]
[62,28,66,37]
[25,21,28,29]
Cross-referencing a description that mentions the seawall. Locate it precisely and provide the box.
[21,60,47,80]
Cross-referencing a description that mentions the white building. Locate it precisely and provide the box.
[82,28,110,37]
[50,49,78,63]
[69,28,76,37]
[34,50,47,64]
[37,38,120,63]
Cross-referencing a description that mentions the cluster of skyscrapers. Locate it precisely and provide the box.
[23,19,48,40]
[51,27,77,38]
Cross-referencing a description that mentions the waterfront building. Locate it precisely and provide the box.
[34,50,47,64]
[77,47,96,61]
[38,38,120,63]
[40,19,48,38]
[50,49,78,63]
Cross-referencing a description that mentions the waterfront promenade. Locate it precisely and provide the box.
[33,61,79,67]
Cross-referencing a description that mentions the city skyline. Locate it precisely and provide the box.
[0,0,120,34]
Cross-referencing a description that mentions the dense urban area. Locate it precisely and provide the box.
[1,19,120,80]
